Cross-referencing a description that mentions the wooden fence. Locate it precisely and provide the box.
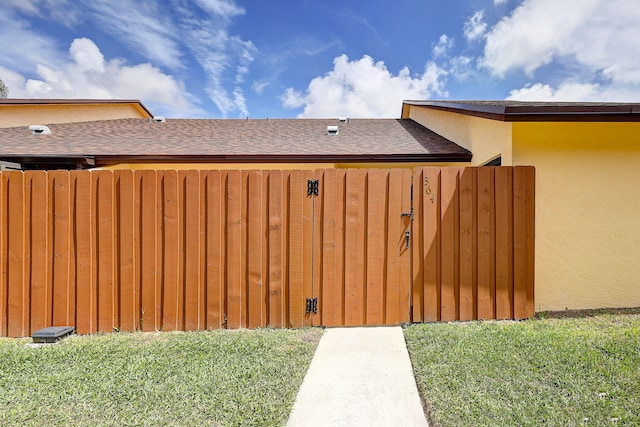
[0,167,534,337]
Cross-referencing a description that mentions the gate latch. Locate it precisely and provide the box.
[401,207,414,221]
[405,230,411,249]
[306,297,318,314]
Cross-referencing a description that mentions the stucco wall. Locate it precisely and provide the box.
[513,122,640,311]
[407,107,512,165]
[0,104,150,127]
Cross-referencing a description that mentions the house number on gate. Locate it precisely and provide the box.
[424,177,435,204]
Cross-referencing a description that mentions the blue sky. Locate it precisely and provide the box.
[1,0,639,118]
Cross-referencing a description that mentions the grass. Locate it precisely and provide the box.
[0,328,322,427]
[404,311,640,427]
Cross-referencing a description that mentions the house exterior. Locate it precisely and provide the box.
[0,99,153,128]
[402,100,640,312]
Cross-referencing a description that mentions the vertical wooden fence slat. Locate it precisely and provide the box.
[226,170,243,328]
[96,171,116,332]
[288,170,304,328]
[51,171,74,328]
[140,170,161,331]
[302,170,315,326]
[334,170,346,326]
[385,169,403,324]
[161,170,180,331]
[246,171,265,328]
[344,169,366,325]
[183,170,204,330]
[459,168,477,321]
[28,172,50,333]
[116,170,137,332]
[0,174,6,337]
[411,169,424,322]
[495,167,514,319]
[476,168,496,320]
[422,167,441,322]
[440,168,460,322]
[7,172,28,337]
[268,170,284,327]
[321,169,338,326]
[205,171,225,329]
[73,171,96,334]
[365,170,386,325]
[397,168,413,324]
[513,167,535,318]
[311,169,323,326]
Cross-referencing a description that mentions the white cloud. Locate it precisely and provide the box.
[507,82,600,101]
[192,0,245,18]
[3,0,79,26]
[480,0,640,102]
[7,38,200,117]
[463,11,487,42]
[282,55,447,118]
[432,34,453,58]
[494,0,509,4]
[83,0,183,69]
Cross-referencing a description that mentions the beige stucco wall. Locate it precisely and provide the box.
[513,122,640,311]
[406,106,512,165]
[0,103,151,127]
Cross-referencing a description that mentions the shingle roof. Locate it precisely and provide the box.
[403,100,640,121]
[0,118,471,166]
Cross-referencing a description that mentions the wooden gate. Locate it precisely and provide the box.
[0,167,533,337]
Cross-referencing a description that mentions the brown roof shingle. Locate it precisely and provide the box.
[0,118,471,166]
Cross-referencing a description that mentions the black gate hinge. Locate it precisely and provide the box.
[307,180,319,196]
[305,297,318,314]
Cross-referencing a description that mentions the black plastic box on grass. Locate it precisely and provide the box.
[32,326,75,343]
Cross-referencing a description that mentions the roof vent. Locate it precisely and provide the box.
[28,125,51,135]
[152,116,166,123]
[327,125,339,135]
[338,117,348,123]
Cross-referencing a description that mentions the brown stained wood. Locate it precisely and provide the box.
[115,170,137,332]
[440,168,459,322]
[161,170,180,331]
[247,171,265,328]
[268,170,284,327]
[344,169,366,326]
[140,170,160,331]
[288,170,304,328]
[183,170,204,330]
[385,169,403,324]
[72,171,96,334]
[513,167,535,318]
[311,170,323,327]
[302,170,315,326]
[0,174,6,336]
[50,171,74,328]
[410,169,424,322]
[495,167,514,319]
[7,173,27,337]
[397,168,413,324]
[459,168,477,321]
[96,171,116,332]
[27,172,50,332]
[365,170,386,325]
[226,170,243,328]
[321,169,337,326]
[477,168,496,320]
[422,167,441,322]
[204,171,225,329]
[334,170,346,326]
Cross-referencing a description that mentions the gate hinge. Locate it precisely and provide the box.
[307,180,319,196]
[305,297,318,314]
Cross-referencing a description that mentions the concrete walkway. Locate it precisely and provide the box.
[287,326,428,427]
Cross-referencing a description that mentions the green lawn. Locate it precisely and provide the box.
[404,310,640,427]
[0,328,322,427]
